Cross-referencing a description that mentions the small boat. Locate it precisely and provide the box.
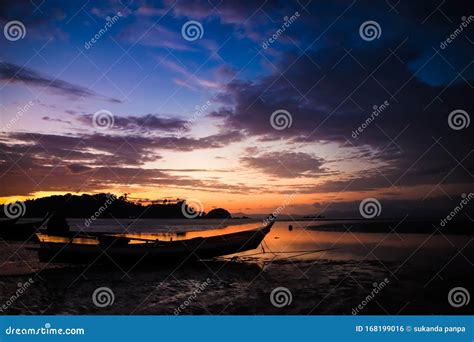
[34,221,274,264]
[0,216,49,241]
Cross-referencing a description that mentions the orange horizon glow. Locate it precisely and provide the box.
[0,180,466,215]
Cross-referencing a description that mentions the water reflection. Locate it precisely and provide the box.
[38,220,473,264]
[3,220,473,315]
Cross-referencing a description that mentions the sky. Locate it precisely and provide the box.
[0,0,473,217]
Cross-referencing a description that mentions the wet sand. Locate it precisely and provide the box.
[0,220,473,315]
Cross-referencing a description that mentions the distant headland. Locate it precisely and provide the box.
[0,193,232,220]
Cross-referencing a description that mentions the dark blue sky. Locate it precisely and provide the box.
[0,0,473,216]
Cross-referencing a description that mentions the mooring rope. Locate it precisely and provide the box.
[197,247,339,263]
[238,247,338,258]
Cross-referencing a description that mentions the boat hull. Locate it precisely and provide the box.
[37,223,273,264]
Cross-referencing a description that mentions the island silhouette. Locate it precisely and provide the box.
[0,193,231,219]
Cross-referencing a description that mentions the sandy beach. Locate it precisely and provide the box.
[0,220,472,315]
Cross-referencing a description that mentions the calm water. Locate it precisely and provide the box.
[61,218,474,263]
[1,219,472,314]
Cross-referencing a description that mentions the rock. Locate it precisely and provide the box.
[204,208,231,219]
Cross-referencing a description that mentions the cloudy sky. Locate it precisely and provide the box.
[0,0,472,216]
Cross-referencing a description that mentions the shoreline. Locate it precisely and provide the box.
[0,221,472,315]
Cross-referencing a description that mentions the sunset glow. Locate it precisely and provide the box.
[1,1,472,217]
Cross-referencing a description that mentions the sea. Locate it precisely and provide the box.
[0,218,472,315]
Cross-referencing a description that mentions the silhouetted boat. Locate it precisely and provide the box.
[34,221,274,264]
[0,216,48,241]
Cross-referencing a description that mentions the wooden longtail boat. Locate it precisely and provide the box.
[34,221,274,264]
